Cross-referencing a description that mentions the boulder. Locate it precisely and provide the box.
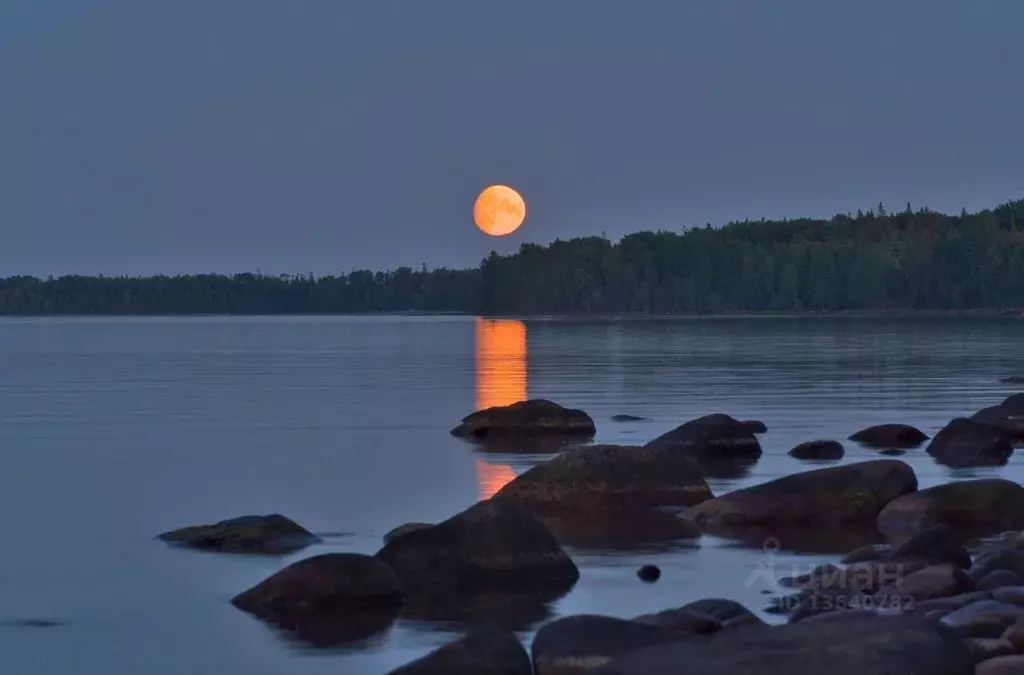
[384,522,433,544]
[972,398,1024,442]
[926,418,1015,467]
[977,655,1024,675]
[971,552,1024,586]
[531,614,693,675]
[450,399,595,440]
[740,420,768,434]
[980,571,1024,592]
[675,598,764,629]
[594,613,975,675]
[967,638,1016,663]
[994,586,1024,606]
[632,609,722,635]
[788,440,844,461]
[1002,616,1024,652]
[157,514,320,554]
[912,591,994,615]
[645,414,762,464]
[840,543,892,564]
[681,459,917,528]
[890,564,974,602]
[611,414,646,422]
[230,553,404,646]
[494,444,713,512]
[877,479,1024,539]
[888,524,972,568]
[375,497,579,593]
[848,424,928,448]
[388,628,532,675]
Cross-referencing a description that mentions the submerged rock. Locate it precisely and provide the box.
[926,418,1015,467]
[230,552,404,646]
[388,628,532,675]
[848,424,929,449]
[375,497,579,594]
[158,514,320,554]
[494,444,713,512]
[788,440,844,460]
[680,459,917,528]
[595,613,974,675]
[877,479,1024,539]
[611,414,647,422]
[450,399,595,440]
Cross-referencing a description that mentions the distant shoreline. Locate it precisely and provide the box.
[0,308,1020,319]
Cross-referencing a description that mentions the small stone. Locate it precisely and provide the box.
[637,565,661,582]
[982,571,1024,592]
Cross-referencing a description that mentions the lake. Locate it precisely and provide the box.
[1,314,1022,674]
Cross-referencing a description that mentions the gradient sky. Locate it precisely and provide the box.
[2,1,1022,276]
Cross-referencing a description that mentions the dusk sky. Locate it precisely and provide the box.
[2,1,1022,276]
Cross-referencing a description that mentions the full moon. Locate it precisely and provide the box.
[474,185,526,236]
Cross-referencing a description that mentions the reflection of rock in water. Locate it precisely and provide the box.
[273,605,401,650]
[541,509,701,553]
[691,456,759,480]
[704,524,886,555]
[398,585,569,633]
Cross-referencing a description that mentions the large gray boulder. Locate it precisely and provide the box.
[594,613,975,675]
[375,497,579,593]
[158,514,320,554]
[681,459,917,528]
[450,399,595,440]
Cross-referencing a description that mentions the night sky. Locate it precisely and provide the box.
[2,0,1022,276]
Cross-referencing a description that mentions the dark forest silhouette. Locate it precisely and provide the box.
[3,200,1023,315]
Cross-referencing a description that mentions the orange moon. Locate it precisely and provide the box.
[473,185,526,236]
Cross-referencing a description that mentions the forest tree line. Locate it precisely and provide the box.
[2,200,1024,315]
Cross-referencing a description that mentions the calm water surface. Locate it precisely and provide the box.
[1,315,1022,674]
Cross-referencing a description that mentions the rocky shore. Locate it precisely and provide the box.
[160,394,1024,673]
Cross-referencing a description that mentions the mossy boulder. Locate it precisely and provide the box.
[877,479,1024,539]
[681,459,917,527]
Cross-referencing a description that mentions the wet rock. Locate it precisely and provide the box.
[788,440,844,461]
[941,600,1024,629]
[375,497,579,593]
[230,552,404,646]
[840,543,892,564]
[912,590,994,614]
[595,613,974,675]
[611,414,646,422]
[740,420,767,434]
[451,399,596,440]
[848,423,929,448]
[889,564,974,602]
[532,614,692,675]
[981,571,1024,592]
[888,524,972,568]
[632,609,722,635]
[645,413,762,464]
[157,514,320,554]
[926,418,1015,467]
[994,587,1024,607]
[681,459,917,528]
[973,402,1024,442]
[971,552,1024,585]
[388,628,532,675]
[968,638,1017,663]
[877,479,1024,539]
[383,522,433,544]
[977,655,1024,675]
[676,598,764,629]
[944,614,1011,639]
[636,565,660,582]
[494,444,712,512]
